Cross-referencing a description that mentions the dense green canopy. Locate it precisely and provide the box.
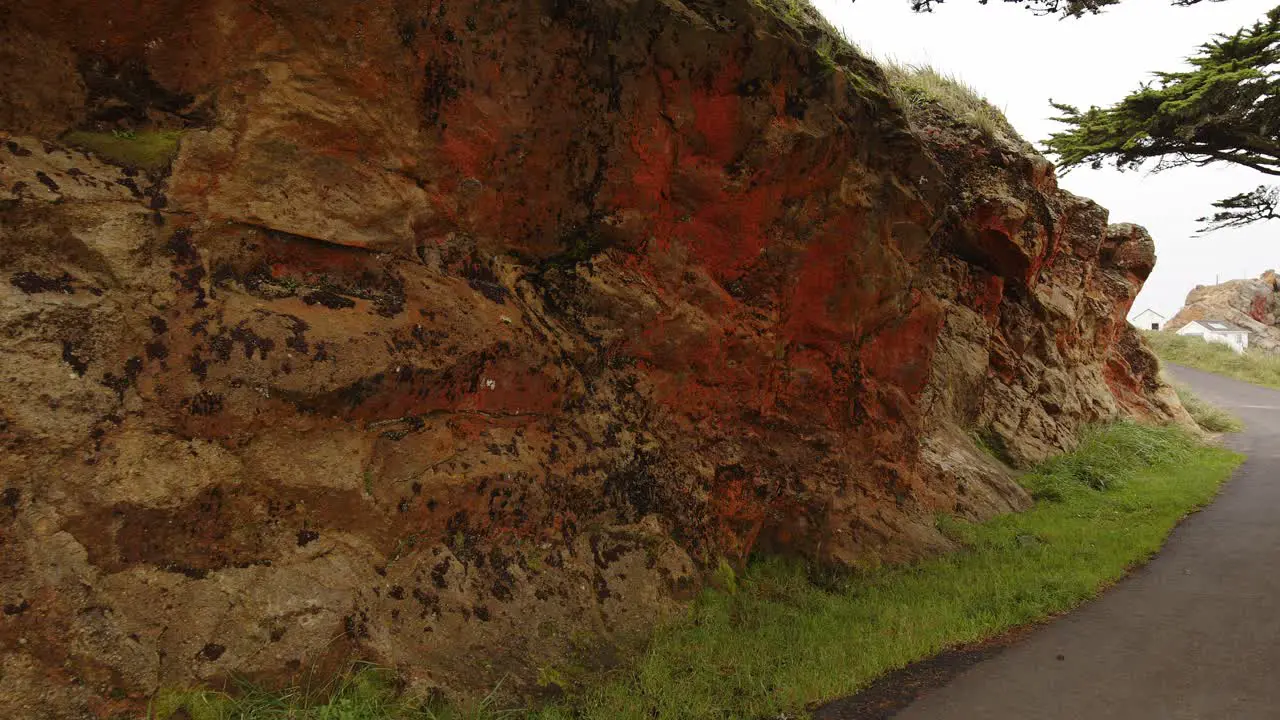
[907,0,1209,16]
[1043,7,1280,230]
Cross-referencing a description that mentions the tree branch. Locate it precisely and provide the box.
[1042,8,1280,230]
[1197,185,1280,232]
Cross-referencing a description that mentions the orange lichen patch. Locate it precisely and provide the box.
[859,295,944,398]
[774,346,842,425]
[1251,293,1268,322]
[691,62,745,165]
[966,200,1041,282]
[709,465,769,560]
[1103,355,1145,409]
[973,273,1006,326]
[263,242,375,280]
[439,126,493,181]
[781,225,888,351]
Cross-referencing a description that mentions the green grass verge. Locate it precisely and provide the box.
[62,129,183,171]
[149,423,1241,720]
[1144,330,1280,390]
[1170,381,1244,433]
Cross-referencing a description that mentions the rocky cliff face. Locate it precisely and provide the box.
[1167,271,1280,351]
[0,0,1186,715]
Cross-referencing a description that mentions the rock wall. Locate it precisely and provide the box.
[0,0,1187,715]
[1166,271,1280,352]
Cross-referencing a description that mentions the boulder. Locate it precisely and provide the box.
[1167,270,1280,352]
[0,0,1189,715]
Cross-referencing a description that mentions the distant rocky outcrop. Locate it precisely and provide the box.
[0,0,1188,716]
[1166,271,1280,352]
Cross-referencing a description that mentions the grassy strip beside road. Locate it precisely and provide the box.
[1171,382,1245,433]
[154,423,1242,720]
[1145,330,1280,390]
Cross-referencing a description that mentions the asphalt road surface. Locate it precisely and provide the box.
[888,364,1280,720]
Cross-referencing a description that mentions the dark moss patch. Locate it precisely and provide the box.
[1,488,18,517]
[100,356,143,400]
[296,529,320,547]
[463,257,509,304]
[189,353,209,381]
[10,271,74,294]
[3,599,30,616]
[412,588,440,617]
[34,171,60,193]
[283,315,310,354]
[171,565,210,580]
[62,341,89,376]
[196,643,225,661]
[226,323,276,360]
[278,372,386,414]
[145,340,169,361]
[77,54,199,127]
[343,611,371,639]
[302,290,357,310]
[182,391,224,416]
[422,58,464,126]
[166,228,199,265]
[398,20,418,47]
[603,451,661,522]
[115,176,144,197]
[431,558,451,589]
[166,228,209,308]
[491,581,514,602]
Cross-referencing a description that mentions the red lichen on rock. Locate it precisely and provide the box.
[0,1,1190,716]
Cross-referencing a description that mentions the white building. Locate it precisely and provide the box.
[1176,319,1251,354]
[1130,308,1166,331]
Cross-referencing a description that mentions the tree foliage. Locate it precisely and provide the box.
[1200,185,1279,230]
[907,0,1209,16]
[1043,7,1280,231]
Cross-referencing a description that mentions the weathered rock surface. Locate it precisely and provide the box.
[1166,271,1280,352]
[0,0,1186,715]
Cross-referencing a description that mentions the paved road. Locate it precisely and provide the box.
[890,364,1280,720]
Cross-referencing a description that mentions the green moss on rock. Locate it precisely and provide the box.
[62,129,184,171]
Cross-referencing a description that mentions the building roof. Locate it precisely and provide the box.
[1191,319,1250,333]
[1132,308,1165,319]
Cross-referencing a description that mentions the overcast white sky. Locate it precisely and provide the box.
[811,0,1278,320]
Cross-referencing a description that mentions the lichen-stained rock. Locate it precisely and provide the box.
[0,0,1187,716]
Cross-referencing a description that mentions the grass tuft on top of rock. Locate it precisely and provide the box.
[884,62,1022,142]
